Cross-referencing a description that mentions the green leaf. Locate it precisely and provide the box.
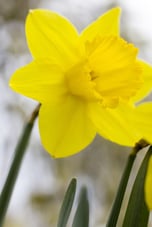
[106,153,136,227]
[122,147,152,227]
[72,186,89,227]
[57,178,77,227]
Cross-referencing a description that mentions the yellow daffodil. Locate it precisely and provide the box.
[10,7,152,160]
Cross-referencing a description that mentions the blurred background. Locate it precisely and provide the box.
[0,0,152,226]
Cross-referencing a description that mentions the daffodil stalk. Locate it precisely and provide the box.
[106,139,149,227]
[122,146,152,227]
[0,104,40,227]
[106,152,136,227]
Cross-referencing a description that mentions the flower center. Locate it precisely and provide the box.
[65,35,143,108]
[65,60,102,101]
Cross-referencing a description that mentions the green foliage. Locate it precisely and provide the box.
[106,153,136,227]
[72,187,89,227]
[57,179,89,227]
[122,148,152,227]
[0,122,34,227]
[57,178,77,227]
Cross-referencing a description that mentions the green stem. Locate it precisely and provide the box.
[122,147,151,227]
[0,104,40,227]
[106,139,149,227]
[106,152,136,227]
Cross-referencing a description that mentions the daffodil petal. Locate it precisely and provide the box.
[39,96,96,158]
[145,155,152,210]
[132,60,152,103]
[10,59,67,103]
[26,9,82,68]
[80,7,121,43]
[88,102,152,147]
[134,102,152,143]
[87,102,141,146]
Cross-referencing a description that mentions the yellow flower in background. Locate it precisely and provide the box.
[10,7,152,159]
[145,155,152,210]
